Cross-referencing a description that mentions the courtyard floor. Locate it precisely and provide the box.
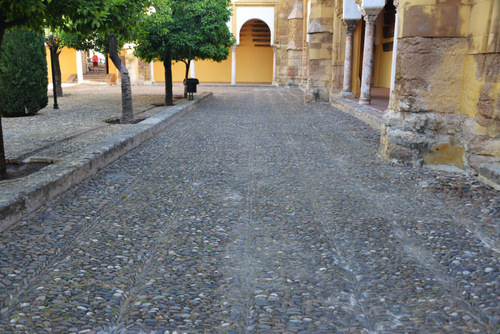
[0,85,498,333]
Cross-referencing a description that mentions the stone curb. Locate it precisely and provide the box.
[330,97,383,131]
[475,162,500,191]
[0,92,213,231]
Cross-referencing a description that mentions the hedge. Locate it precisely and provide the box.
[0,29,48,117]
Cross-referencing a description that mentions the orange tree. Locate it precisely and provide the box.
[62,0,151,123]
[134,0,234,105]
[0,0,150,177]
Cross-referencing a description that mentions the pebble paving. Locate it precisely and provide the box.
[0,86,499,333]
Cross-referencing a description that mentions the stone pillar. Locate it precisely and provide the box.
[305,0,334,102]
[300,43,310,88]
[341,21,357,98]
[287,0,304,87]
[359,13,378,105]
[379,0,478,170]
[231,45,237,85]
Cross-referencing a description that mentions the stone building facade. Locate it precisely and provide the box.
[269,0,499,187]
[52,0,499,186]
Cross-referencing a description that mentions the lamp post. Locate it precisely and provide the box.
[48,35,59,109]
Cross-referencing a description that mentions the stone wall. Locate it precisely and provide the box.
[330,11,345,98]
[380,0,499,176]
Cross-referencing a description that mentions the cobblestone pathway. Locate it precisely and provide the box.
[0,87,498,333]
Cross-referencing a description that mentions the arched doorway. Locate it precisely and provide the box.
[236,19,273,84]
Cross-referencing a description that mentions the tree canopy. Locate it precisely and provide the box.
[134,0,234,103]
[136,0,234,63]
[0,0,151,176]
[60,0,152,123]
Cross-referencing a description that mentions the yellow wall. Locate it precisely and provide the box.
[153,61,188,83]
[399,0,471,38]
[46,47,77,83]
[236,45,273,83]
[373,8,394,88]
[107,55,118,78]
[195,57,232,83]
[351,21,363,97]
[468,0,499,54]
[153,56,232,83]
[460,0,500,133]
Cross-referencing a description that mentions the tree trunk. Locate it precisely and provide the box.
[0,115,5,178]
[183,60,190,99]
[107,34,133,123]
[164,47,174,106]
[0,27,7,177]
[54,50,63,97]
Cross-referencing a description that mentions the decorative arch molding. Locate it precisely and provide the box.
[235,6,275,45]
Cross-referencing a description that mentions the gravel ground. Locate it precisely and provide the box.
[0,86,498,333]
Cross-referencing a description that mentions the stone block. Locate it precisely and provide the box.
[401,4,469,38]
[424,138,465,169]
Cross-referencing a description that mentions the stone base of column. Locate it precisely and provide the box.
[359,98,371,105]
[380,109,467,167]
[304,86,329,103]
[341,91,355,99]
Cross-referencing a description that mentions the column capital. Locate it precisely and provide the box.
[343,19,359,35]
[359,6,383,23]
[363,12,380,24]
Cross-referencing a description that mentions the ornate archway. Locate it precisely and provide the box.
[236,19,273,83]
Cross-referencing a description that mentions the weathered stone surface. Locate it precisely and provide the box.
[381,110,469,166]
[392,37,467,114]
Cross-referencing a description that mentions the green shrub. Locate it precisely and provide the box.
[0,29,48,117]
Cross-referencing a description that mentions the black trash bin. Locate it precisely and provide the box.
[183,78,199,100]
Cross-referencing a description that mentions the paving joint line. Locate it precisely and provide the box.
[298,102,496,331]
[0,102,214,322]
[109,141,220,329]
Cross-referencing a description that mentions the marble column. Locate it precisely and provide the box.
[76,51,83,83]
[390,5,399,94]
[341,22,357,98]
[231,45,237,85]
[190,60,195,78]
[150,61,155,83]
[359,14,378,105]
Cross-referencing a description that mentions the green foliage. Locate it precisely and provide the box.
[0,29,48,117]
[60,0,152,53]
[0,0,47,31]
[135,0,235,65]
